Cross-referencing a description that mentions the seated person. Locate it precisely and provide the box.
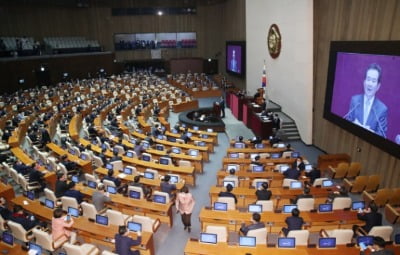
[326,186,348,203]
[60,154,79,174]
[64,182,84,204]
[0,197,12,220]
[129,175,152,199]
[13,160,30,175]
[353,202,382,235]
[51,208,76,243]
[305,167,321,185]
[160,175,177,198]
[282,208,304,236]
[102,169,121,188]
[291,187,313,204]
[292,157,305,171]
[360,236,394,255]
[55,171,75,198]
[251,155,263,166]
[218,184,237,204]
[92,183,111,212]
[109,150,122,162]
[283,167,300,180]
[249,136,262,144]
[223,168,239,184]
[255,182,271,201]
[115,225,142,255]
[28,163,46,191]
[10,205,41,230]
[240,212,265,235]
[284,144,293,152]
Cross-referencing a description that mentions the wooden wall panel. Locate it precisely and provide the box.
[313,0,400,188]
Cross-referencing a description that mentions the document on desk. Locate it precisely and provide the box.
[118,173,127,178]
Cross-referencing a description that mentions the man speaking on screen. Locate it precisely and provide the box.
[344,63,388,138]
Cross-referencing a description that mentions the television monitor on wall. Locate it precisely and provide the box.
[324,41,400,158]
[226,41,246,77]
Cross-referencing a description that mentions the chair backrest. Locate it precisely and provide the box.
[84,173,98,183]
[178,160,191,167]
[114,145,125,155]
[365,175,380,193]
[349,176,368,193]
[32,228,57,251]
[205,225,228,242]
[282,151,292,158]
[106,210,130,226]
[81,202,98,220]
[332,197,352,210]
[347,162,361,178]
[297,198,315,212]
[256,200,274,212]
[388,188,400,206]
[287,230,310,246]
[44,188,57,202]
[101,250,118,255]
[80,152,92,161]
[132,215,159,233]
[153,191,170,204]
[247,227,267,245]
[312,178,328,187]
[329,229,353,245]
[110,160,123,172]
[368,226,393,241]
[103,179,116,188]
[333,162,349,179]
[282,178,296,187]
[92,155,104,168]
[216,197,236,210]
[61,196,79,211]
[7,221,31,242]
[370,188,392,207]
[223,176,239,188]
[127,186,144,199]
[63,243,88,255]
[0,215,6,232]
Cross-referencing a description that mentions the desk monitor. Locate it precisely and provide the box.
[27,191,35,201]
[95,214,109,226]
[127,221,142,232]
[91,139,98,145]
[156,144,164,151]
[278,237,296,248]
[227,164,239,172]
[304,164,313,172]
[291,152,300,158]
[123,167,133,175]
[157,135,164,140]
[357,236,374,246]
[129,190,141,199]
[279,165,290,173]
[68,148,76,155]
[153,194,166,204]
[229,153,239,158]
[130,138,137,144]
[159,157,170,165]
[223,180,235,188]
[250,154,259,160]
[169,175,179,184]
[171,147,181,154]
[207,128,213,132]
[113,148,119,155]
[143,171,154,180]
[394,233,400,245]
[352,201,365,211]
[318,203,333,213]
[290,181,303,189]
[126,151,134,158]
[105,163,113,170]
[277,143,286,148]
[142,142,150,149]
[44,199,54,209]
[318,237,336,248]
[142,155,151,162]
[283,204,298,214]
[2,232,14,246]
[200,134,209,138]
[252,165,264,172]
[248,204,262,213]
[186,132,193,138]
[197,141,206,147]
[239,236,256,247]
[189,150,199,156]
[200,233,217,244]
[271,153,281,159]
[255,181,264,189]
[101,144,107,150]
[234,143,245,149]
[80,154,87,160]
[193,126,199,131]
[107,186,117,194]
[29,242,42,255]
[255,143,265,149]
[172,129,178,134]
[168,137,177,142]
[68,207,80,218]
[71,175,79,183]
[322,180,334,188]
[87,180,97,189]
[213,202,228,211]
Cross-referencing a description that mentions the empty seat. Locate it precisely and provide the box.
[205,225,228,242]
[329,162,349,179]
[343,176,368,193]
[287,230,310,246]
[216,197,235,210]
[33,228,68,253]
[346,162,361,179]
[63,242,99,255]
[131,215,161,233]
[256,200,274,212]
[362,188,391,207]
[364,175,380,193]
[323,229,353,245]
[106,210,131,226]
[247,227,268,245]
[296,198,315,212]
[332,197,352,210]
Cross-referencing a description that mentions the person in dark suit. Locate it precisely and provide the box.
[305,167,321,185]
[40,126,51,147]
[109,150,122,162]
[240,212,265,235]
[102,169,121,188]
[283,167,300,180]
[360,236,394,255]
[115,225,142,255]
[0,197,12,220]
[98,147,108,165]
[292,157,305,171]
[255,182,272,201]
[10,205,40,230]
[218,184,237,204]
[282,208,304,236]
[160,175,177,198]
[28,163,46,191]
[326,186,349,203]
[55,171,75,198]
[219,96,225,118]
[63,181,84,204]
[129,175,152,199]
[353,202,382,235]
[251,155,263,166]
[291,187,313,204]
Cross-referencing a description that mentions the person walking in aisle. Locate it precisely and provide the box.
[175,186,195,233]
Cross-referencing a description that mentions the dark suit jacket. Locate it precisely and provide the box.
[55,180,75,198]
[255,189,272,200]
[285,216,304,232]
[292,194,313,204]
[283,168,300,180]
[10,213,39,230]
[218,191,238,204]
[240,222,265,235]
[357,211,382,232]
[306,169,321,185]
[160,182,177,197]
[115,234,141,255]
[360,249,394,255]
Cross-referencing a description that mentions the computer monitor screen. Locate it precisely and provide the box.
[168,137,177,142]
[142,142,150,149]
[153,195,166,204]
[279,165,290,172]
[200,233,217,244]
[172,129,178,134]
[283,204,298,213]
[169,175,179,184]
[250,154,258,160]
[107,186,117,194]
[130,138,137,144]
[156,145,164,151]
[80,154,87,160]
[278,237,296,248]
[255,143,265,149]
[229,153,239,158]
[394,233,400,245]
[44,199,54,209]
[2,232,13,246]
[143,172,154,179]
[171,147,181,154]
[101,144,107,150]
[352,201,365,210]
[290,181,303,189]
[248,204,262,213]
[318,203,333,213]
[319,237,336,248]
[157,135,164,140]
[68,207,80,217]
[234,143,245,148]
[95,215,108,226]
[29,242,42,255]
[277,143,286,148]
[127,221,142,232]
[223,181,235,188]
[71,175,79,183]
[322,180,334,188]
[255,182,264,189]
[291,152,300,158]
[197,141,206,147]
[27,191,35,200]
[186,132,192,137]
[193,126,199,131]
[129,190,141,199]
[239,236,256,247]
[68,149,75,155]
[123,167,133,175]
[227,164,238,172]
[213,202,228,211]
[189,150,199,156]
[207,128,213,132]
[305,164,313,172]
[252,165,264,172]
[271,153,281,159]
[200,134,209,138]
[126,152,134,158]
[105,163,113,170]
[357,236,374,246]
[159,158,170,165]
[88,180,97,189]
[142,155,151,162]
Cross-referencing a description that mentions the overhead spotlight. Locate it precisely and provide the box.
[208,58,212,62]
[157,10,163,16]
[63,73,69,78]
[40,66,45,72]
[99,68,105,73]
[18,79,25,85]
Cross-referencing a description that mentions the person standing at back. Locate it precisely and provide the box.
[176,186,195,233]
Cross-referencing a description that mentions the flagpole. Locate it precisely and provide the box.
[262,59,269,110]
